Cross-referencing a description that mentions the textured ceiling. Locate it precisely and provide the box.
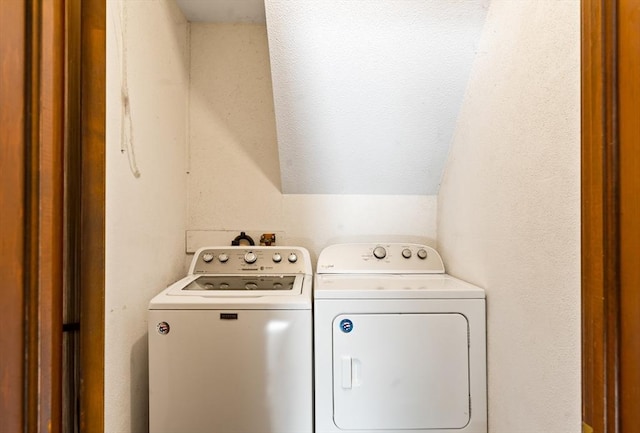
[266,1,489,194]
[176,0,489,195]
[175,0,265,23]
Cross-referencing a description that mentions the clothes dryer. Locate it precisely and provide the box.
[314,243,487,433]
[149,246,313,433]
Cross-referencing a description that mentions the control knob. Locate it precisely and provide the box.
[272,253,282,263]
[218,253,229,263]
[244,251,258,264]
[373,246,387,259]
[417,249,428,260]
[402,249,412,259]
[288,253,298,263]
[202,253,214,263]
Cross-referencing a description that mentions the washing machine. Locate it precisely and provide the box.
[148,246,313,433]
[314,243,487,433]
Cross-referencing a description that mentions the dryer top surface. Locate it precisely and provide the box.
[314,273,484,300]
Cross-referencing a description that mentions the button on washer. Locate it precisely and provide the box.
[373,246,387,259]
[202,253,214,263]
[244,252,258,264]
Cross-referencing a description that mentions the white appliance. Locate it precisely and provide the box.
[314,243,487,433]
[148,246,313,433]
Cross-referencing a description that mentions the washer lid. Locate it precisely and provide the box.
[177,275,298,293]
[314,274,484,299]
[149,274,312,310]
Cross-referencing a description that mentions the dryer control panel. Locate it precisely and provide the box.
[190,246,312,275]
[316,243,444,274]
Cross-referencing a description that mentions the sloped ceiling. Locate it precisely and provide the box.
[176,0,489,195]
[175,0,265,23]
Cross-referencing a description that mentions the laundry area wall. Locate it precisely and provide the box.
[438,1,580,432]
[105,1,189,432]
[105,1,580,432]
[187,21,438,256]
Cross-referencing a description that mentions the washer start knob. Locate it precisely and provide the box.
[373,246,387,259]
[202,253,214,263]
[244,252,258,264]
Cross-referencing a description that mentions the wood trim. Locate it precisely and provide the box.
[0,0,26,431]
[78,0,106,431]
[1,0,106,431]
[39,0,65,430]
[25,0,43,428]
[63,0,83,430]
[617,0,640,430]
[581,0,621,432]
[24,0,67,431]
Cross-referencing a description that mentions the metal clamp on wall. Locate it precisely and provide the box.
[231,231,255,246]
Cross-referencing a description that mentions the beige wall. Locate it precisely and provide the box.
[187,23,439,259]
[437,1,581,432]
[105,1,189,431]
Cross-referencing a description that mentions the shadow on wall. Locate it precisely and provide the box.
[189,23,283,192]
[131,334,149,433]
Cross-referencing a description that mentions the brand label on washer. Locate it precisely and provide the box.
[157,321,170,335]
[339,319,353,333]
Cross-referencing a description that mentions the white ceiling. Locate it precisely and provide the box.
[176,0,490,195]
[266,0,489,194]
[175,0,265,23]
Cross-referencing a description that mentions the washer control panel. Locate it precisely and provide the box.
[316,243,445,274]
[190,246,311,275]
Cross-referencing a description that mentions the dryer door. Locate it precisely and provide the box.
[332,313,470,430]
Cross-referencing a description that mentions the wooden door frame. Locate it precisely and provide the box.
[0,0,28,429]
[581,0,640,432]
[78,0,105,431]
[616,1,640,431]
[0,0,104,432]
[581,1,618,431]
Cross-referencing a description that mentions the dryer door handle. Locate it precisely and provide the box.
[341,356,352,389]
[341,356,362,389]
